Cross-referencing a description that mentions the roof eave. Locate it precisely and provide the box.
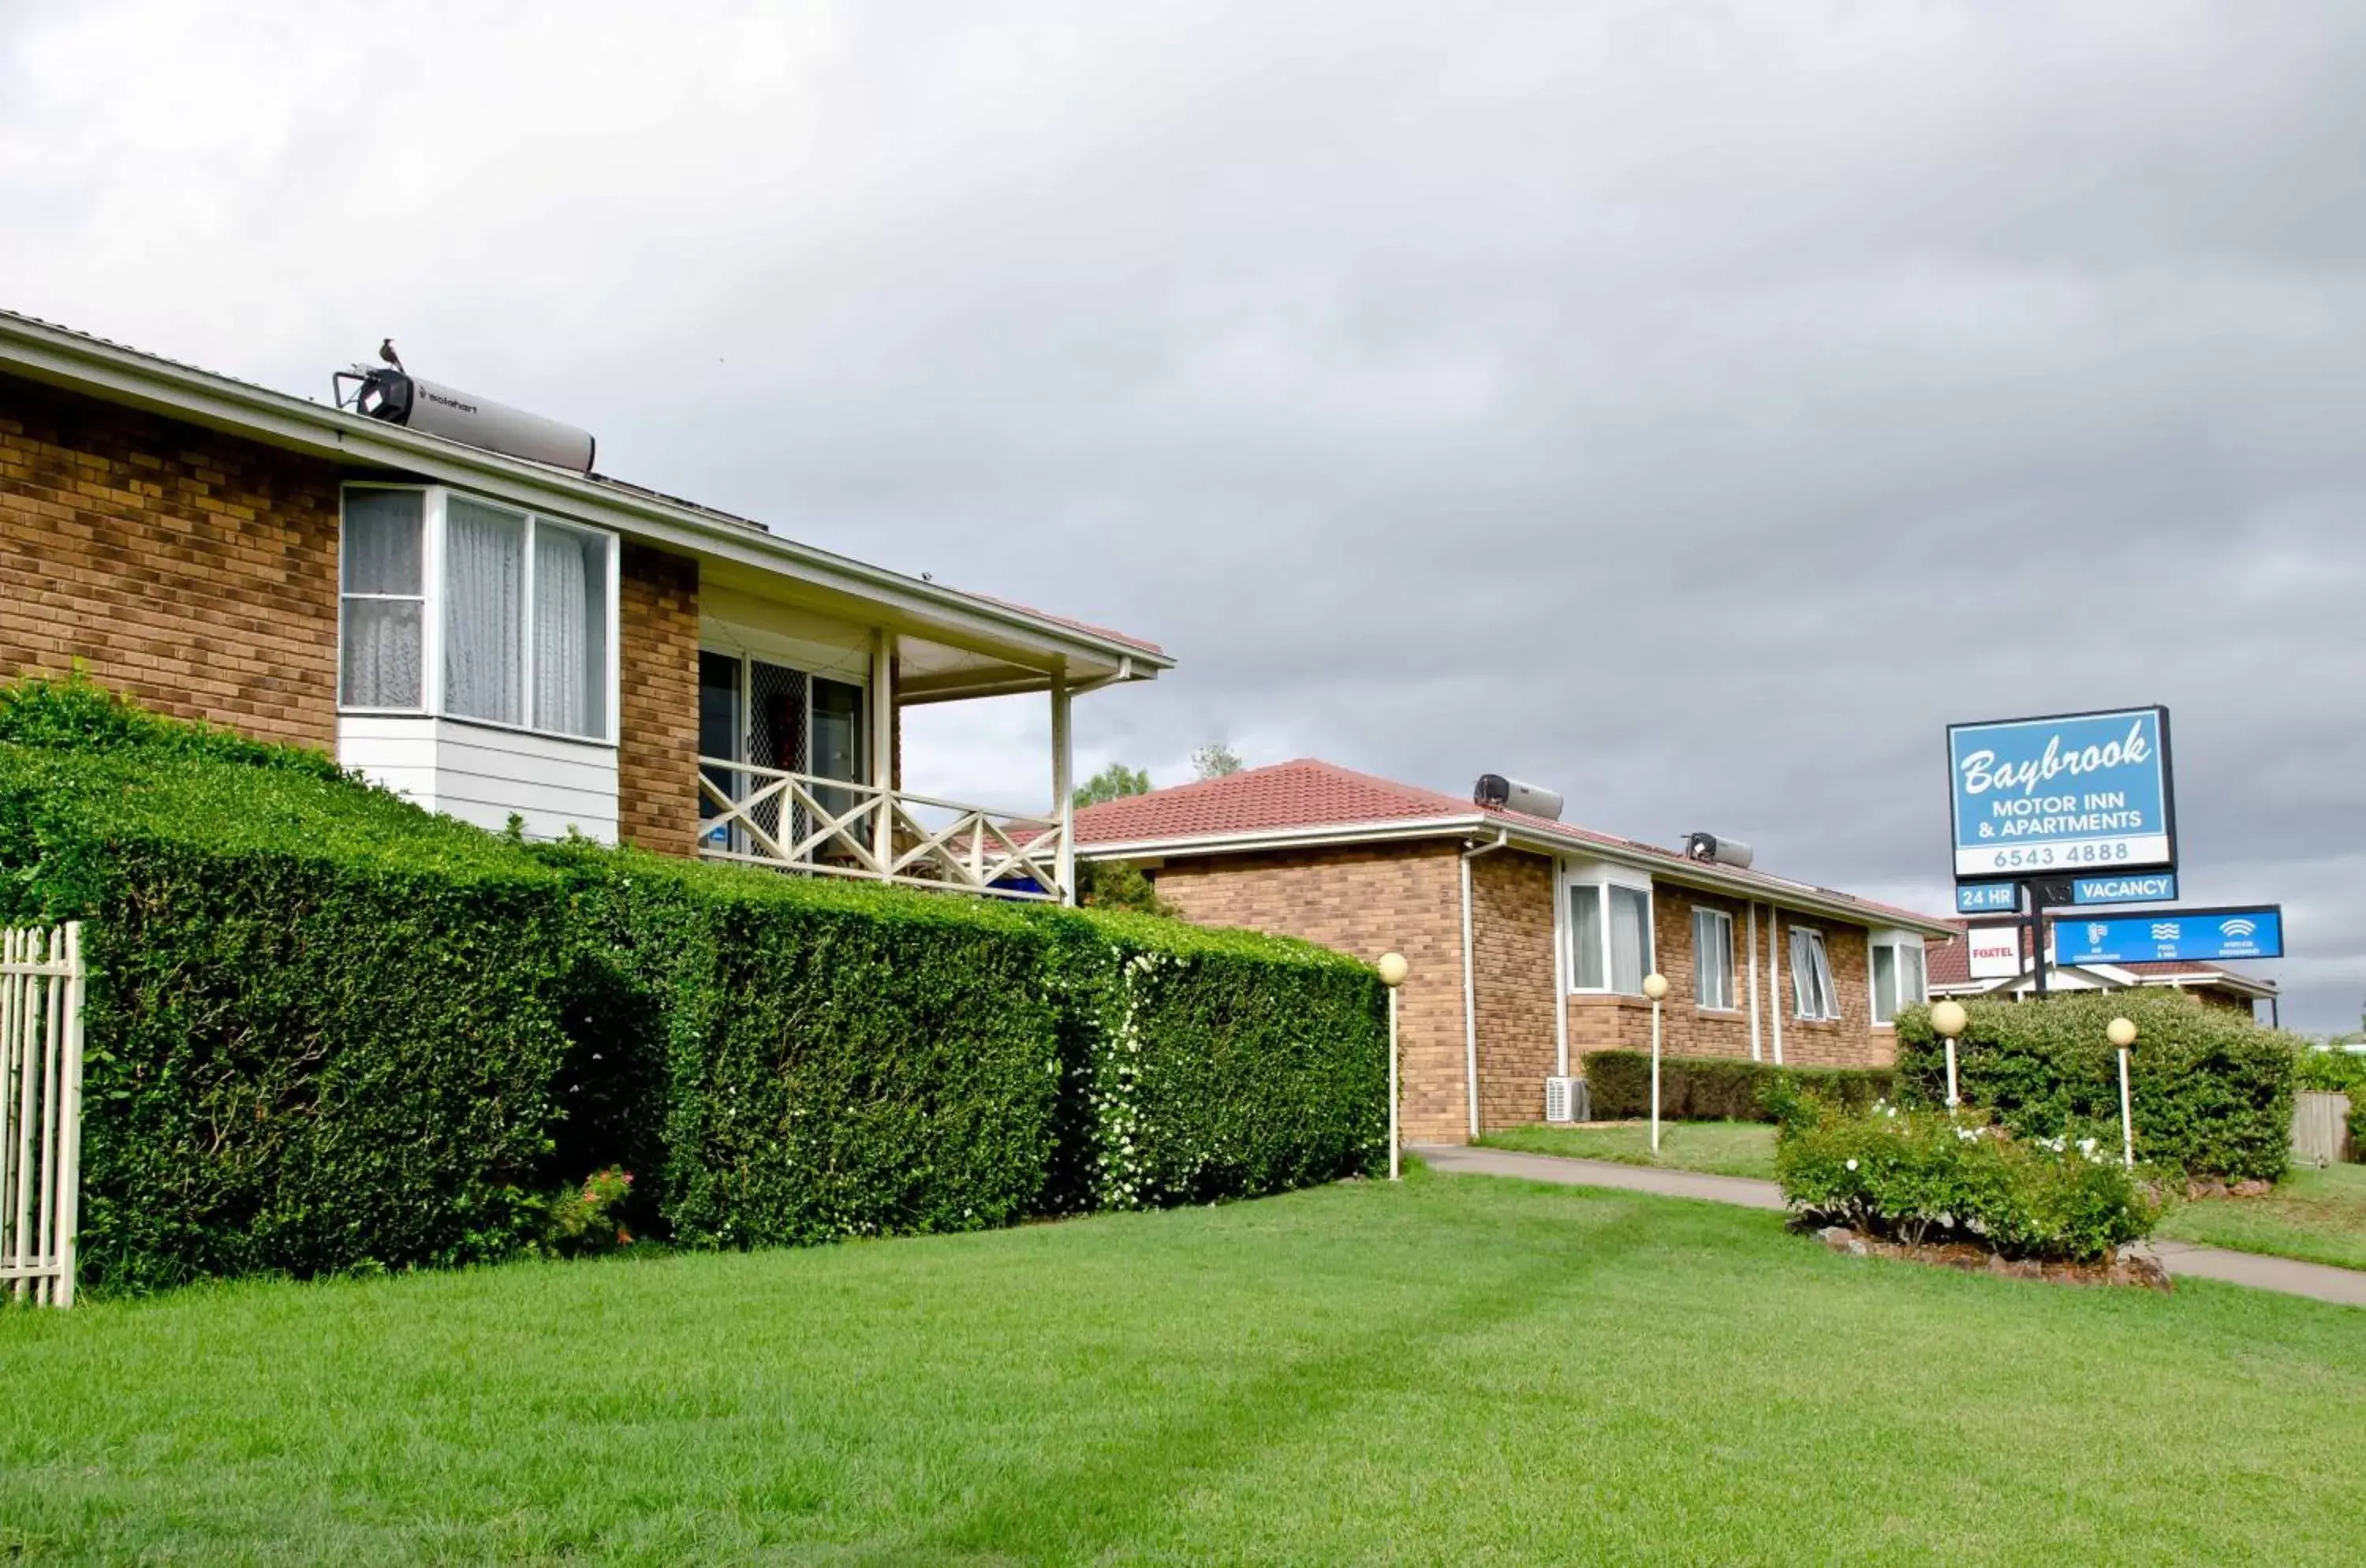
[0,311,1171,683]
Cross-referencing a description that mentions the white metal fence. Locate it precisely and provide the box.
[2,924,85,1308]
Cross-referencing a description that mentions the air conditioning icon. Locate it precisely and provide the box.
[2088,924,2109,944]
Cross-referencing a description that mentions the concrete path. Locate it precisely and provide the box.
[1411,1143,2366,1309]
[1413,1144,1789,1210]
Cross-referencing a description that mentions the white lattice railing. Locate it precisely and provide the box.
[696,760,1068,902]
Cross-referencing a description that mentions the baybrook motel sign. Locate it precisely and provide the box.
[1944,705,2284,995]
[1946,707,2178,996]
[1948,707,2174,881]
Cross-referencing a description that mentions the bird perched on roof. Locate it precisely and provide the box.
[379,338,404,373]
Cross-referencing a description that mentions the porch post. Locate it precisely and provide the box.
[1767,906,1785,1066]
[1050,672,1074,905]
[870,629,894,873]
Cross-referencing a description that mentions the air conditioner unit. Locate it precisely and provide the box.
[1544,1076,1589,1124]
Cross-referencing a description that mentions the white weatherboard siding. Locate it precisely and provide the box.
[338,715,619,842]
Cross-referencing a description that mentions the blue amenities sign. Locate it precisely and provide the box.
[1946,707,2175,880]
[2070,872,2176,906]
[2054,905,2283,965]
[1957,880,2019,915]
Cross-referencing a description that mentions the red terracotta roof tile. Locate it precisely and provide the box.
[1075,758,1950,929]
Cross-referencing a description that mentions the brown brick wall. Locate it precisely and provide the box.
[616,543,700,856]
[1469,849,1560,1130]
[0,371,341,749]
[1148,842,1473,1142]
[1562,885,1899,1072]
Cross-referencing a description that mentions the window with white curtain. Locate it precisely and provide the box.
[532,521,610,739]
[1569,884,1607,989]
[1693,907,1735,1010]
[1871,931,1927,1025]
[339,489,425,709]
[339,486,615,741]
[1566,868,1653,995]
[1790,928,1840,1020]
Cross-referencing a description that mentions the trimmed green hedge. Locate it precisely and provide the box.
[1580,1050,1892,1122]
[1040,909,1385,1211]
[539,847,1064,1249]
[1891,994,2297,1183]
[0,734,577,1294]
[0,677,1387,1290]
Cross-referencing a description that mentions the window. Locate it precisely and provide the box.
[1871,931,1928,1025]
[1569,885,1607,989]
[1566,867,1653,995]
[338,486,616,741]
[1789,928,1840,1021]
[1693,908,1735,1010]
[339,489,425,708]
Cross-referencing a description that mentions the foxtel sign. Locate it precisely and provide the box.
[1946,707,2176,881]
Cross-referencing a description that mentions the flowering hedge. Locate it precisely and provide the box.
[1040,910,1386,1212]
[1890,992,2296,1182]
[1774,1098,2162,1263]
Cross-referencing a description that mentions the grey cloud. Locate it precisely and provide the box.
[5,0,2361,1027]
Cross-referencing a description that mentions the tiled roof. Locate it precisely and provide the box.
[1074,757,1951,930]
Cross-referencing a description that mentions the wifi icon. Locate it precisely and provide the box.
[2220,917,2258,939]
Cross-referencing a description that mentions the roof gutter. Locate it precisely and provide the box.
[0,312,1171,681]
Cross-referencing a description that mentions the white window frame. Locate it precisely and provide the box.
[1869,928,1928,1027]
[338,483,621,745]
[1789,926,1842,1021]
[1562,861,1654,997]
[1693,906,1737,1011]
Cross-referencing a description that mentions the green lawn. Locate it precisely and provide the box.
[2158,1160,2366,1273]
[1480,1118,1778,1179]
[2,1172,2361,1564]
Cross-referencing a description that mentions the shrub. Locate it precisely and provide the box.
[1039,909,1386,1211]
[0,742,576,1294]
[1580,1050,1892,1122]
[1891,994,2296,1182]
[2,678,1393,1291]
[2293,1048,2366,1160]
[1775,1101,2161,1263]
[0,672,342,782]
[539,846,1065,1249]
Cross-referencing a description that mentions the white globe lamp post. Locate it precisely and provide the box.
[1377,952,1409,1181]
[1930,999,1969,1110]
[2107,1015,2138,1168]
[1643,973,1670,1153]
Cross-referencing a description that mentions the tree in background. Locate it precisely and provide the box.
[1069,760,1170,915]
[1073,762,1152,809]
[1191,742,1244,780]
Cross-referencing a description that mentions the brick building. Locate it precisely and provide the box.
[1075,760,1957,1143]
[0,308,1168,902]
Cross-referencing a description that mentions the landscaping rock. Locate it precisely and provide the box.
[1808,1225,2170,1292]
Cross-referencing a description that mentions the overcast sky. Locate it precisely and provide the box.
[5,2,2361,1029]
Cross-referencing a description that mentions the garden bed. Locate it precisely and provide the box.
[1808,1223,2172,1292]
